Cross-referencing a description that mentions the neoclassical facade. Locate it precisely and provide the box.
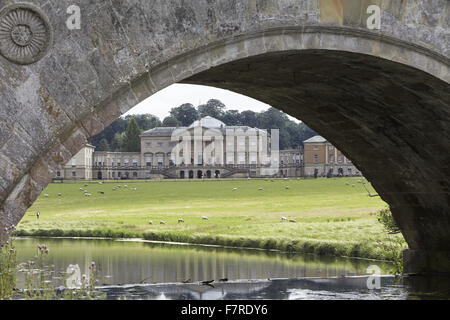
[55,117,361,180]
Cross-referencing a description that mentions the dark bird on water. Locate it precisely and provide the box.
[219,278,228,282]
[202,280,215,287]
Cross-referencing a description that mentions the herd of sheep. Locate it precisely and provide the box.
[40,179,365,226]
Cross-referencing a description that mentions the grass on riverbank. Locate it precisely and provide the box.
[15,178,407,261]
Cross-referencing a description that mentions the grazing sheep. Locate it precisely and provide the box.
[160,221,165,225]
[79,188,83,191]
[345,182,349,185]
[98,191,104,194]
[352,184,355,187]
[285,186,290,190]
[258,187,263,191]
[58,193,62,197]
[289,219,296,223]
[98,182,103,185]
[132,188,137,191]
[44,194,49,197]
[178,219,184,223]
[202,216,209,220]
[149,221,153,225]
[232,188,238,191]
[84,184,88,187]
[124,185,128,188]
[281,217,288,221]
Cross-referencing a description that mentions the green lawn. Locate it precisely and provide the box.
[16,177,407,262]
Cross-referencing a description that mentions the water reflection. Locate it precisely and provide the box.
[13,237,393,289]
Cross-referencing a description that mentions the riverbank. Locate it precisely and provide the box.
[12,228,403,262]
[16,178,407,262]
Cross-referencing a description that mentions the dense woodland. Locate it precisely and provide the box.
[90,99,317,152]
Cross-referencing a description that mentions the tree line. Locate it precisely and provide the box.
[90,99,317,152]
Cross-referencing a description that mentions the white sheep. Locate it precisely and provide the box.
[160,221,165,225]
[258,187,263,191]
[178,219,184,223]
[202,216,209,220]
[149,221,153,225]
[281,217,288,221]
[44,194,49,197]
[232,188,238,191]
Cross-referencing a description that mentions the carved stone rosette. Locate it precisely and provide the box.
[0,3,52,65]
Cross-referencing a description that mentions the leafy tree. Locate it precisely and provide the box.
[162,116,181,127]
[198,99,226,119]
[96,138,110,152]
[121,117,142,152]
[170,103,199,126]
[125,114,161,131]
[110,133,123,152]
[222,110,242,126]
[240,110,259,128]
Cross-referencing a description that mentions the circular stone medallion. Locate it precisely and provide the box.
[0,3,52,65]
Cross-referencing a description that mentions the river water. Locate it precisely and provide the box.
[11,237,449,300]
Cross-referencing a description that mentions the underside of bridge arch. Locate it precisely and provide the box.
[181,49,450,271]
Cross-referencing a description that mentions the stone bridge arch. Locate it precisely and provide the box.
[0,0,448,273]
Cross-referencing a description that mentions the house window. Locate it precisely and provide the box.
[338,155,343,163]
[56,171,61,177]
[328,145,334,150]
[329,155,334,163]
[314,155,319,164]
[132,160,138,168]
[313,146,319,150]
[133,172,138,178]
[72,171,76,177]
[71,158,76,167]
[146,142,151,147]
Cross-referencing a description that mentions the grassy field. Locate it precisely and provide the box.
[15,177,407,262]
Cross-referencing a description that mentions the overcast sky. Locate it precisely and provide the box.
[124,84,300,123]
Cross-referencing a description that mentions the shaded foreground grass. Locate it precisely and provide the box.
[15,178,407,261]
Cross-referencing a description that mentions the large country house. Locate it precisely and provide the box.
[55,117,361,180]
